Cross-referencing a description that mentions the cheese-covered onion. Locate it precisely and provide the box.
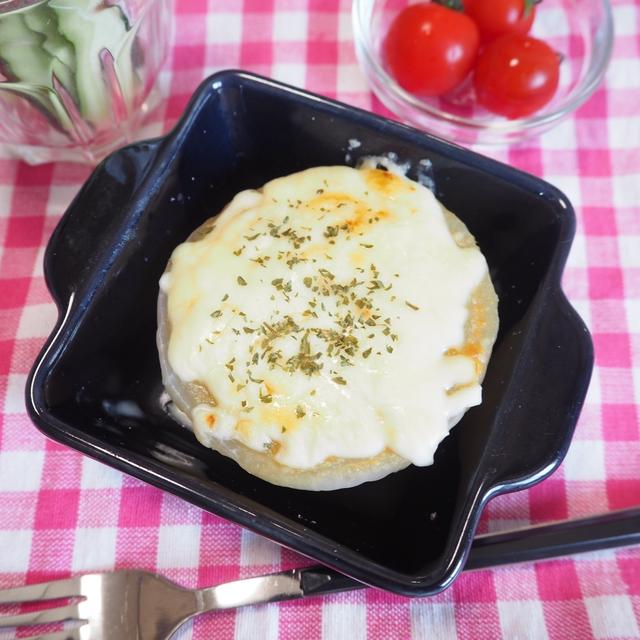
[158,165,498,489]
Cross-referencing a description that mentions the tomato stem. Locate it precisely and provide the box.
[433,0,464,11]
[523,0,541,18]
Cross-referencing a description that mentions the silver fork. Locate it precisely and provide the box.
[2,506,639,640]
[0,566,355,640]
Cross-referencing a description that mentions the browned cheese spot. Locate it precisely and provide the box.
[364,168,406,196]
[445,297,488,378]
[267,441,281,456]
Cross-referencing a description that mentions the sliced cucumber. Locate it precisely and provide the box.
[22,7,78,104]
[23,5,76,70]
[0,15,59,90]
[0,14,77,132]
[0,13,47,70]
[0,0,139,133]
[49,0,138,123]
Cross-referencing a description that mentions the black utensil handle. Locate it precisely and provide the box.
[466,506,640,570]
[299,507,640,597]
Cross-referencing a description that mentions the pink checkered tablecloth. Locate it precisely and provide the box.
[0,0,639,638]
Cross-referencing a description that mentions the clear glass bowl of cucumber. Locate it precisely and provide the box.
[0,0,172,164]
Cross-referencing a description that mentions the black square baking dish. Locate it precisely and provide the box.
[26,70,593,596]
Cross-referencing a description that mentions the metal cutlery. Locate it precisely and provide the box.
[1,506,639,640]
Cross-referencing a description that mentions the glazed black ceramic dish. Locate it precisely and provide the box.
[27,71,593,596]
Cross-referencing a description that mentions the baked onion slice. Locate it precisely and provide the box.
[156,167,498,491]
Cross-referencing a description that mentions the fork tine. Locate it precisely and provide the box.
[21,630,84,640]
[0,603,84,628]
[0,577,82,604]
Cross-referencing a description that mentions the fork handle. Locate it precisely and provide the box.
[195,506,640,608]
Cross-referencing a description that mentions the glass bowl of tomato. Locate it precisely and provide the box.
[353,0,614,144]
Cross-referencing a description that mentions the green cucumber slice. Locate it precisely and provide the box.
[0,14,74,132]
[23,5,76,70]
[49,0,138,123]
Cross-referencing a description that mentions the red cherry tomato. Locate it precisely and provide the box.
[464,0,535,42]
[473,34,560,119]
[383,3,480,97]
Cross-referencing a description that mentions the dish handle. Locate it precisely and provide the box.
[488,290,594,491]
[43,139,162,307]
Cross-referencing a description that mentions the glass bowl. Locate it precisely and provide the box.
[0,0,172,164]
[353,0,614,144]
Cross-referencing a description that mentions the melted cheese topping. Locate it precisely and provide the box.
[161,166,489,469]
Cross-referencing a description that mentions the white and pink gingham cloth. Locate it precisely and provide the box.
[0,1,639,638]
